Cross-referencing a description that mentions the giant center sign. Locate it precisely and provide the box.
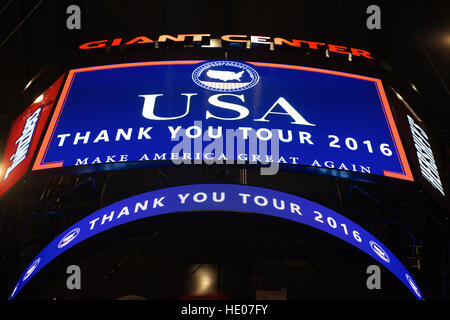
[9,184,423,299]
[32,60,413,181]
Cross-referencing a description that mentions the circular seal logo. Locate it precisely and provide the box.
[369,241,390,263]
[23,258,41,281]
[58,228,81,249]
[405,274,422,298]
[192,61,259,92]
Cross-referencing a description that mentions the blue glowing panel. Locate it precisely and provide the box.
[10,184,423,299]
[33,61,413,181]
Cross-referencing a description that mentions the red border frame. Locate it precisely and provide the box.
[32,60,413,181]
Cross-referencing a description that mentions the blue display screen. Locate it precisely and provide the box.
[33,60,413,181]
[10,184,423,300]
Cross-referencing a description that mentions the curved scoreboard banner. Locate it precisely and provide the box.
[9,184,423,299]
[32,60,413,181]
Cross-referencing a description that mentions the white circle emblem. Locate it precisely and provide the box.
[58,228,81,249]
[369,240,390,263]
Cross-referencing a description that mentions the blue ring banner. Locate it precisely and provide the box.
[10,184,423,299]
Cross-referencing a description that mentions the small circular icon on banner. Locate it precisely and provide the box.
[23,258,41,281]
[10,285,18,299]
[192,61,259,92]
[369,240,390,263]
[405,274,422,298]
[58,228,81,249]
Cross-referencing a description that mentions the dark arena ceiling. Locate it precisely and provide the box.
[0,0,449,303]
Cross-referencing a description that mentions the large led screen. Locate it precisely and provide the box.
[33,61,413,181]
[9,184,423,299]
